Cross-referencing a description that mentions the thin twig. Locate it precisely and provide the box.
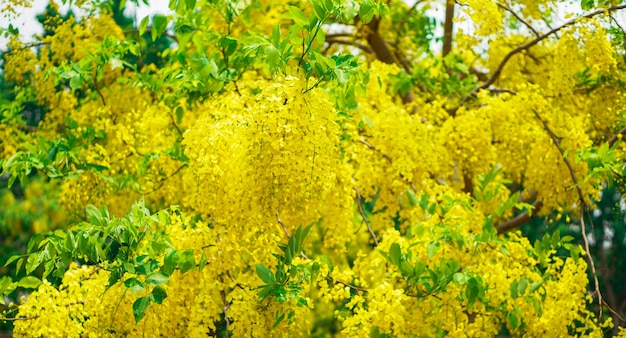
[358,139,418,192]
[141,164,187,195]
[609,14,626,63]
[220,289,230,338]
[353,187,379,246]
[276,211,309,260]
[532,109,603,320]
[93,73,106,106]
[603,298,626,323]
[167,110,183,137]
[359,139,392,164]
[451,4,626,115]
[328,276,368,293]
[1,42,50,55]
[497,3,540,38]
[0,315,40,321]
[607,125,626,148]
[276,211,290,238]
[0,300,86,322]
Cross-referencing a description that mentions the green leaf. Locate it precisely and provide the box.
[427,241,440,259]
[178,249,196,274]
[453,272,467,284]
[85,205,104,226]
[25,252,45,275]
[152,14,169,41]
[4,255,22,267]
[69,76,82,90]
[359,0,377,24]
[272,311,285,329]
[255,264,275,285]
[508,311,519,329]
[198,251,207,272]
[145,272,170,286]
[151,285,167,304]
[139,16,150,36]
[319,255,334,274]
[388,243,401,267]
[17,276,42,289]
[362,115,374,128]
[285,5,309,26]
[406,189,418,207]
[581,0,595,10]
[185,0,197,10]
[162,250,179,275]
[124,278,145,293]
[132,296,152,323]
[310,0,327,21]
[466,278,480,307]
[529,280,543,293]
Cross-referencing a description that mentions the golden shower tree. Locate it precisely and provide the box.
[1,0,626,336]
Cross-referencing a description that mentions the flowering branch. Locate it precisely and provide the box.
[452,4,626,115]
[532,109,603,320]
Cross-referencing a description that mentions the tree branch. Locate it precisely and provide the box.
[364,17,416,105]
[496,200,543,234]
[497,3,540,38]
[353,187,379,246]
[608,125,626,148]
[532,109,603,320]
[1,42,50,55]
[442,0,455,58]
[324,37,372,53]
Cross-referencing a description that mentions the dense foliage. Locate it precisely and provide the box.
[1,0,626,336]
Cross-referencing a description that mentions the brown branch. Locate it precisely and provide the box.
[325,37,373,53]
[167,110,183,137]
[141,164,187,195]
[92,73,106,106]
[1,42,50,55]
[359,139,392,164]
[609,14,626,64]
[608,125,626,148]
[488,88,517,95]
[328,276,368,293]
[496,200,543,234]
[0,300,86,322]
[442,0,455,58]
[365,17,396,64]
[497,3,540,38]
[532,109,603,320]
[451,4,626,115]
[124,29,178,43]
[17,125,37,132]
[0,315,40,322]
[276,211,309,260]
[364,17,416,105]
[220,289,231,338]
[276,211,290,238]
[353,187,379,246]
[358,139,418,192]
